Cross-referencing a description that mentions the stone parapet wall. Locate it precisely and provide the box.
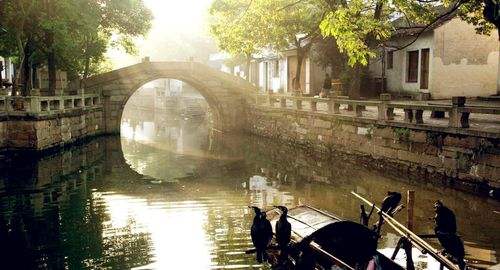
[247,107,500,195]
[0,108,104,151]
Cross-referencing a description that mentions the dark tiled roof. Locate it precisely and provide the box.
[391,7,458,37]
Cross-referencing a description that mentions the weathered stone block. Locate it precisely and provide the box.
[388,141,410,151]
[314,119,331,129]
[341,124,357,134]
[296,127,308,135]
[443,136,479,149]
[397,150,423,164]
[372,145,398,159]
[410,131,427,143]
[477,154,500,168]
[299,117,311,126]
[373,127,394,139]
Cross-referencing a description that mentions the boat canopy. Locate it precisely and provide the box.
[308,221,379,266]
[285,205,341,238]
[270,205,380,267]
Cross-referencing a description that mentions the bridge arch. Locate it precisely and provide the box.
[84,61,257,134]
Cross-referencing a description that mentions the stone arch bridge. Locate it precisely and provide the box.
[84,61,257,134]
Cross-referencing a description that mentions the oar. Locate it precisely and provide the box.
[351,191,460,270]
[309,242,355,270]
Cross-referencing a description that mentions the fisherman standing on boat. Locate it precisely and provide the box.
[249,206,273,263]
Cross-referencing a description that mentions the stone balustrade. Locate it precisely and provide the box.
[0,96,6,116]
[255,93,500,130]
[0,93,101,116]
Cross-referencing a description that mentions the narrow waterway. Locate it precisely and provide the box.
[0,112,498,269]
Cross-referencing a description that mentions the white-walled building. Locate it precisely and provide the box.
[369,15,499,99]
[248,49,329,95]
[210,49,330,95]
[0,56,14,84]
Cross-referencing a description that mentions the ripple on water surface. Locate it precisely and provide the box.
[0,117,498,269]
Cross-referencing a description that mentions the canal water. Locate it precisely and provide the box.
[0,113,499,269]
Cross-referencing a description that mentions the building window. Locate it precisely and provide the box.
[420,48,430,89]
[406,50,419,83]
[386,51,393,69]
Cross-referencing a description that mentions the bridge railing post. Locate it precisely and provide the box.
[268,94,276,107]
[311,99,317,112]
[30,97,41,113]
[280,97,287,108]
[64,98,74,109]
[295,98,302,110]
[449,96,469,128]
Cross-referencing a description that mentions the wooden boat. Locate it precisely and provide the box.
[265,205,405,270]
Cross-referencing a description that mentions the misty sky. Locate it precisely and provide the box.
[108,0,217,68]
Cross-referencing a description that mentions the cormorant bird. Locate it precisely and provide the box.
[434,200,457,234]
[374,191,401,235]
[274,206,292,263]
[433,201,466,270]
[249,206,273,263]
[379,191,402,215]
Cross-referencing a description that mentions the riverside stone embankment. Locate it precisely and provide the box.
[246,95,500,197]
[0,94,104,151]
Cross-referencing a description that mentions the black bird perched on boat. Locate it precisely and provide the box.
[274,206,292,262]
[433,201,466,270]
[379,191,402,215]
[434,200,457,234]
[249,206,273,263]
[374,191,401,234]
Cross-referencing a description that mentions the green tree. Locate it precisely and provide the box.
[209,0,268,80]
[0,0,152,95]
[261,0,323,91]
[320,0,498,67]
[0,0,39,95]
[310,37,350,85]
[209,0,323,90]
[319,0,499,97]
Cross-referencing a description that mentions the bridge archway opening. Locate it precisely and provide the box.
[84,61,256,134]
[120,78,220,142]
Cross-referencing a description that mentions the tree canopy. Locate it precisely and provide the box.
[319,0,499,66]
[209,0,498,70]
[0,0,152,93]
[209,0,323,88]
[209,0,262,59]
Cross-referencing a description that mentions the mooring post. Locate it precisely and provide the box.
[407,190,415,231]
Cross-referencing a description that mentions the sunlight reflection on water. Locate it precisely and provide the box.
[0,110,498,269]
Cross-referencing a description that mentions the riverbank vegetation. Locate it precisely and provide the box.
[0,0,152,95]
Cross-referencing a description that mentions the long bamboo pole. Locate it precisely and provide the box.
[350,191,459,270]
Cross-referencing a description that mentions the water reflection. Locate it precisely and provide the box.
[0,114,498,269]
